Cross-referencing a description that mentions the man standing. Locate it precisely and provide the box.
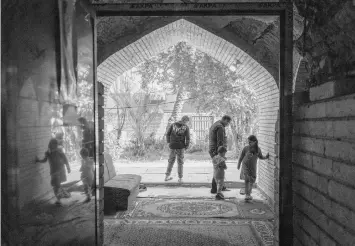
[165,115,191,183]
[209,115,232,193]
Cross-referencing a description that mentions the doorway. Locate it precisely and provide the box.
[93,2,293,245]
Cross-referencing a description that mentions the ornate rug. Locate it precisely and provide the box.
[104,218,274,246]
[132,199,240,218]
[115,198,274,220]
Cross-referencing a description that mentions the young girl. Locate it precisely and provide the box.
[212,146,228,200]
[36,138,71,205]
[237,135,269,201]
[80,148,94,202]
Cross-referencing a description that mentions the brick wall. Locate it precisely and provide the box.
[257,82,279,206]
[291,2,355,244]
[2,0,98,244]
[292,92,355,245]
[3,0,65,210]
[2,0,61,242]
[17,93,58,208]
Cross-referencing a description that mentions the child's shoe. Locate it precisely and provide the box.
[164,176,173,181]
[139,184,147,192]
[240,188,245,195]
[55,200,62,206]
[244,195,252,201]
[62,189,71,198]
[215,193,225,200]
[84,196,91,203]
[58,188,71,198]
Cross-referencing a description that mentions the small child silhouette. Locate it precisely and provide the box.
[80,148,94,202]
[36,138,71,205]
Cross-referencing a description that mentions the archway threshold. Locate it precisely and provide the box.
[142,182,253,189]
[116,160,247,184]
[137,186,262,201]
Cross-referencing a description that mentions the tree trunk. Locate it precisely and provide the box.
[116,107,121,141]
[230,117,241,153]
[137,137,145,156]
[238,113,244,146]
[116,107,126,143]
[238,114,244,147]
[170,87,187,122]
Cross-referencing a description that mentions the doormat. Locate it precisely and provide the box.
[117,198,274,220]
[104,218,274,246]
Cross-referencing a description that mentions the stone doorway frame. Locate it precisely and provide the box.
[93,2,293,245]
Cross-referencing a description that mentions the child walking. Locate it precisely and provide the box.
[36,138,71,205]
[80,148,94,202]
[212,146,228,200]
[237,135,269,201]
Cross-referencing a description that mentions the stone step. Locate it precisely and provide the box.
[142,182,255,188]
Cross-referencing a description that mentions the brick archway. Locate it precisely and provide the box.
[98,18,279,205]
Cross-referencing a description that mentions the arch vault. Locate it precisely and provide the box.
[98,18,279,204]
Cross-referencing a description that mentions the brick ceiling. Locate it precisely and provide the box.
[96,3,304,92]
[95,0,355,92]
[98,18,277,89]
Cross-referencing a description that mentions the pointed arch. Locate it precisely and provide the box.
[98,18,279,202]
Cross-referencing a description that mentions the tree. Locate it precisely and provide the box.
[76,63,94,120]
[188,52,258,153]
[135,41,258,153]
[109,77,127,144]
[110,73,162,156]
[137,42,196,122]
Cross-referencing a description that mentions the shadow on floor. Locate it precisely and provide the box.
[19,185,97,245]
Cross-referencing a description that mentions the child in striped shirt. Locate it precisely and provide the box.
[212,146,228,200]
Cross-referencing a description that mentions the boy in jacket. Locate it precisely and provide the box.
[165,115,190,183]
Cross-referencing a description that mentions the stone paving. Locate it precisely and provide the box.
[114,159,245,185]
[137,186,261,200]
